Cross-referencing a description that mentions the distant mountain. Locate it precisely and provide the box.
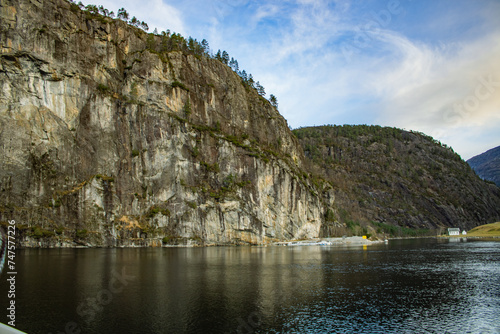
[467,146,500,187]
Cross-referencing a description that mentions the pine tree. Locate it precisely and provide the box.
[240,70,248,82]
[248,74,255,88]
[269,94,278,109]
[188,37,195,53]
[222,51,229,65]
[201,39,209,54]
[191,38,203,56]
[256,81,265,96]
[117,8,129,20]
[229,58,239,72]
[85,4,98,15]
[130,17,139,27]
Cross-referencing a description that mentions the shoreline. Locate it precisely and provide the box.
[274,236,386,247]
[15,236,386,248]
[437,235,500,239]
[14,235,500,249]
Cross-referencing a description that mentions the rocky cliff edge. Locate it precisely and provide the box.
[0,0,330,246]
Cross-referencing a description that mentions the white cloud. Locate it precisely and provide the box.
[252,4,280,25]
[78,0,500,158]
[370,35,500,160]
[373,32,500,141]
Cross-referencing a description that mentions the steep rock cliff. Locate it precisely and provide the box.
[0,0,328,246]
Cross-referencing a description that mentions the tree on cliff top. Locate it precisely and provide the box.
[117,8,129,20]
[270,95,278,109]
[73,1,277,109]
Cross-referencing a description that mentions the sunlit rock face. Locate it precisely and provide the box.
[0,0,326,246]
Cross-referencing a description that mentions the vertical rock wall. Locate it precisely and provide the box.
[0,0,327,246]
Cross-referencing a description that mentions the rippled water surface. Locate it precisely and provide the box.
[1,238,499,333]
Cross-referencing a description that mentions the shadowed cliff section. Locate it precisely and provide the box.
[0,0,327,246]
[294,125,500,235]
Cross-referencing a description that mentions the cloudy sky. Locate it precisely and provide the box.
[81,0,500,160]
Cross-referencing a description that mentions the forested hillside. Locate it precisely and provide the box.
[294,125,500,236]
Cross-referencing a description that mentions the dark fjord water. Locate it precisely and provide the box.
[1,238,499,333]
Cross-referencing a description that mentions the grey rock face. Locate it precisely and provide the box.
[0,0,326,246]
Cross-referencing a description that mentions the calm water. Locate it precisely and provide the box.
[1,238,499,333]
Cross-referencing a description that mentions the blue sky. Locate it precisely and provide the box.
[81,0,500,160]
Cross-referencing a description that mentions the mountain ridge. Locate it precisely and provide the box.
[467,146,500,187]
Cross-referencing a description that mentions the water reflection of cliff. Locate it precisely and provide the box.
[16,246,376,333]
[6,241,500,333]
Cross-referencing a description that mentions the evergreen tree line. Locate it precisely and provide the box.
[70,1,149,31]
[68,0,278,110]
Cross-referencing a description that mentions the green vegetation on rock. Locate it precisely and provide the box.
[294,125,500,234]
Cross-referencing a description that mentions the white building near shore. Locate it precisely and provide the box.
[448,228,460,236]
